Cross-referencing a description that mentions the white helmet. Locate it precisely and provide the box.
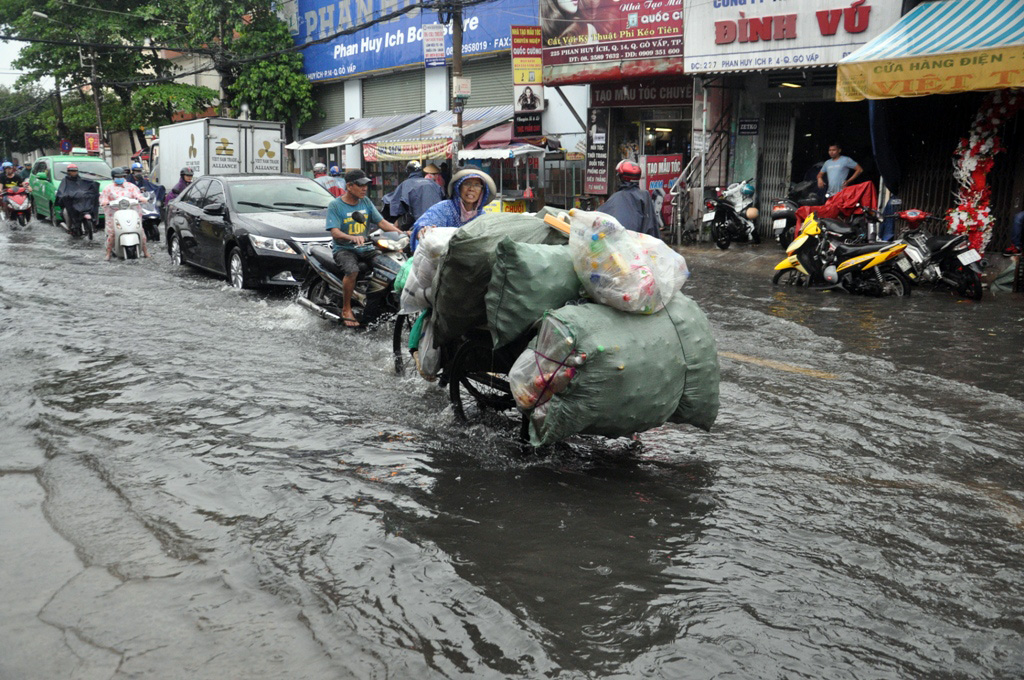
[313,162,327,173]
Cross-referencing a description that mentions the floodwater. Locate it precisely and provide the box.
[2,220,1024,679]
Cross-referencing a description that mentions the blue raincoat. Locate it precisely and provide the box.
[410,171,493,251]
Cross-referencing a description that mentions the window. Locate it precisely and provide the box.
[200,180,225,208]
[228,178,333,214]
[32,161,47,177]
[54,160,111,181]
[180,179,212,207]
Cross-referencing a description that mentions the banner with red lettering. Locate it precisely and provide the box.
[640,154,683,227]
[683,0,901,73]
[541,0,684,85]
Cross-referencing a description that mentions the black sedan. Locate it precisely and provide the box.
[166,174,337,289]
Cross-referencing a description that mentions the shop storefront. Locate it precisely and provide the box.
[835,0,1024,253]
[683,0,903,235]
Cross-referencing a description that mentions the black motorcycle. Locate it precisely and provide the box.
[890,209,984,301]
[57,181,100,239]
[703,178,758,250]
[288,212,410,328]
[770,179,820,249]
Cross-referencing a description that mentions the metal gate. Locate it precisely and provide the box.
[756,103,795,237]
[451,55,513,110]
[363,69,425,117]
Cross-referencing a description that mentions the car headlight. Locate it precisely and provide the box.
[250,235,296,255]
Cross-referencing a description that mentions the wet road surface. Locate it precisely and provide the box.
[2,219,1024,679]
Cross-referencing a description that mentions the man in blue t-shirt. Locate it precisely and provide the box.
[325,168,403,327]
[817,143,863,196]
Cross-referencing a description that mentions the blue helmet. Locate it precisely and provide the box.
[1,161,12,169]
[329,165,341,176]
[740,182,755,197]
[131,161,143,171]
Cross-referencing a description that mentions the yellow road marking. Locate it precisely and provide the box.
[719,351,841,380]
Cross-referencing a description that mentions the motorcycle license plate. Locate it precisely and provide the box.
[897,256,912,272]
[772,218,786,233]
[702,212,714,222]
[957,249,981,265]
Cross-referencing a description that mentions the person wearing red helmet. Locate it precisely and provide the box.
[596,159,661,239]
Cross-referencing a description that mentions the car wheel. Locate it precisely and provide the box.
[168,231,183,266]
[34,200,45,222]
[227,246,252,289]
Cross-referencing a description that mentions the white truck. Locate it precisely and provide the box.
[150,117,286,186]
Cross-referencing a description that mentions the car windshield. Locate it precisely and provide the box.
[230,179,334,214]
[55,161,112,181]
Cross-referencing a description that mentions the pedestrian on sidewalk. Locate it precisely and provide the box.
[1004,210,1023,256]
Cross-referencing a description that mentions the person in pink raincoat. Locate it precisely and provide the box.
[99,166,150,260]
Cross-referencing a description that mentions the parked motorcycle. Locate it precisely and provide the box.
[2,187,33,227]
[109,198,146,259]
[890,209,984,301]
[773,213,912,296]
[289,212,410,328]
[770,179,825,248]
[140,190,162,243]
[704,178,758,250]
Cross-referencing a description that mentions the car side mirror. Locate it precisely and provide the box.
[36,172,47,180]
[203,202,225,216]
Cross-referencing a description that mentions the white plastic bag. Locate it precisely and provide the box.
[400,227,458,314]
[568,209,688,314]
[412,313,442,381]
[509,315,583,413]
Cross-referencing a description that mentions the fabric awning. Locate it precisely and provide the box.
[463,122,560,151]
[285,113,427,150]
[457,144,547,160]
[837,0,1024,102]
[362,105,513,161]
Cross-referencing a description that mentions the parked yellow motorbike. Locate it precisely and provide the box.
[772,214,912,296]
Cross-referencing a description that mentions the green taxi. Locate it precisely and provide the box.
[28,155,113,224]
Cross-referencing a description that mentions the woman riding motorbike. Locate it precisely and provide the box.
[99,167,150,260]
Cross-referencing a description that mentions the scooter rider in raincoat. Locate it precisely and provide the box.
[383,160,444,230]
[166,167,193,203]
[314,163,345,197]
[55,163,100,237]
[99,167,150,260]
[409,168,496,251]
[126,161,166,208]
[597,160,661,239]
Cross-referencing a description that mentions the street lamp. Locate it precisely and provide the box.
[32,11,106,161]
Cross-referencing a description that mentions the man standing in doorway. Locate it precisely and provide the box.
[817,143,863,197]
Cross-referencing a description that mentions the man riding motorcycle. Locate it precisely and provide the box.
[383,160,444,229]
[55,164,100,237]
[596,160,661,239]
[314,163,345,197]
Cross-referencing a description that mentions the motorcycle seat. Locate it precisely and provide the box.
[834,242,886,259]
[926,234,958,251]
[309,246,347,279]
[819,218,854,235]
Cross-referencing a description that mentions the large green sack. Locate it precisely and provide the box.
[432,213,568,345]
[511,293,719,446]
[485,239,582,349]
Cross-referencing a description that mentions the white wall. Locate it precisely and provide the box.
[542,84,588,153]
[345,79,363,169]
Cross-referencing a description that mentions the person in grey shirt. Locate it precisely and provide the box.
[817,143,863,196]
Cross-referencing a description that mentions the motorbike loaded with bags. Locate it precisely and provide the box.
[288,211,410,328]
[773,213,912,297]
[703,178,759,249]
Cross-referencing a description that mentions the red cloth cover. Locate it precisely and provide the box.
[795,182,878,230]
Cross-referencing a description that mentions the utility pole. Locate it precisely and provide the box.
[87,50,106,162]
[451,6,463,154]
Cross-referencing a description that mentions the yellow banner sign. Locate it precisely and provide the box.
[837,46,1024,102]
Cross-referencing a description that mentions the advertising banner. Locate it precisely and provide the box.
[513,112,542,139]
[584,108,610,195]
[590,79,691,108]
[288,0,536,81]
[511,25,544,113]
[84,132,100,153]
[541,0,684,85]
[363,138,453,162]
[639,154,683,227]
[683,0,902,74]
[837,46,1024,101]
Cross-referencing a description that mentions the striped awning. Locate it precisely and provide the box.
[362,106,513,161]
[837,0,1024,101]
[285,113,427,150]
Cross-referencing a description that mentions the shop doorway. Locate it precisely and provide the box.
[790,100,872,187]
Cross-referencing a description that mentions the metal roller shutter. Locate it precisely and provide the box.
[453,55,513,110]
[362,70,425,117]
[756,104,795,237]
[300,82,346,137]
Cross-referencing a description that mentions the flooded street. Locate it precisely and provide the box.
[2,220,1024,679]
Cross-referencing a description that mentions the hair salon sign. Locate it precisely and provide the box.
[682,0,901,73]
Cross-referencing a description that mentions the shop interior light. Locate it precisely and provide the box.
[654,127,673,132]
[780,82,802,88]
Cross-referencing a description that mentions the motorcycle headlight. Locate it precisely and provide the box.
[376,239,399,251]
[250,235,296,255]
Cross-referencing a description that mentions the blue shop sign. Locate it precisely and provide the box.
[287,0,536,82]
